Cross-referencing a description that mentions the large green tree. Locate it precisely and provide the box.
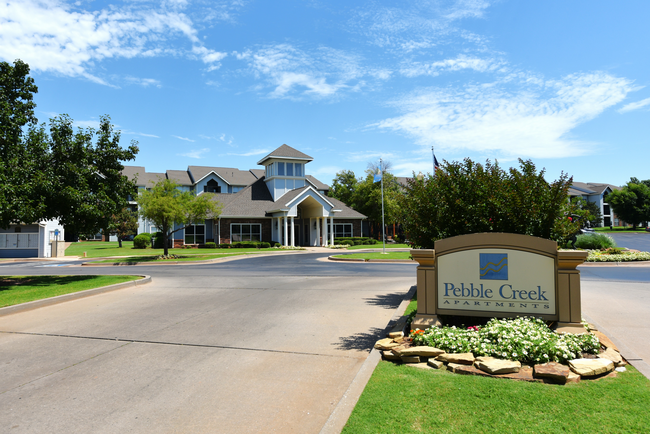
[329,170,358,207]
[397,158,577,248]
[0,59,138,234]
[137,178,222,255]
[109,208,139,248]
[607,181,650,229]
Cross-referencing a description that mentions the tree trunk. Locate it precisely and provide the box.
[118,238,122,248]
[163,222,169,256]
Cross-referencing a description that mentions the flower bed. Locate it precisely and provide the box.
[586,250,650,262]
[410,317,599,364]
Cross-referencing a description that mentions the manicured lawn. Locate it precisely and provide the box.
[91,252,262,264]
[594,226,648,233]
[0,275,142,307]
[346,243,411,250]
[332,252,413,260]
[66,241,286,258]
[343,361,650,433]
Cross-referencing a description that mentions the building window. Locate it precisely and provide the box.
[287,163,294,176]
[185,224,205,244]
[231,223,262,242]
[295,163,303,177]
[204,179,221,193]
[278,162,285,176]
[328,223,353,237]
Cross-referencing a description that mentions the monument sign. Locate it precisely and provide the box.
[411,233,588,334]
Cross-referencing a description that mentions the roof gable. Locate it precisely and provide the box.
[257,144,313,165]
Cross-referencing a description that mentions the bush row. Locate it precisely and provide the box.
[334,237,378,246]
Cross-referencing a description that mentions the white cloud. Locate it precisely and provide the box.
[125,76,162,88]
[400,54,505,77]
[237,44,387,99]
[618,97,650,114]
[0,0,227,84]
[73,119,100,129]
[227,148,270,157]
[173,135,195,142]
[178,148,210,158]
[348,0,492,52]
[376,72,634,159]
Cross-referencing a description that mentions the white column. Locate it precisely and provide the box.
[330,216,334,246]
[284,215,289,246]
[290,216,295,247]
[316,217,321,246]
[323,217,328,247]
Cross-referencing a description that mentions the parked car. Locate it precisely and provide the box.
[121,234,135,241]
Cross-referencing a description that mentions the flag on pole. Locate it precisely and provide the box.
[434,154,440,169]
[373,171,382,183]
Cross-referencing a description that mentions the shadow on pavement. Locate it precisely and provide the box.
[362,287,414,310]
[333,327,386,352]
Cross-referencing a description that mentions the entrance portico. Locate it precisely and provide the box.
[269,187,338,247]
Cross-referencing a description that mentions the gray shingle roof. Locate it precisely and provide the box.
[166,170,193,186]
[305,175,330,191]
[188,166,259,186]
[257,144,314,165]
[211,180,365,219]
[121,166,165,187]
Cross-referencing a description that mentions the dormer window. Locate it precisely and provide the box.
[295,163,303,176]
[287,163,293,176]
[204,179,221,193]
[278,162,285,176]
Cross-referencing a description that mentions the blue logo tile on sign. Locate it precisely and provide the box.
[480,253,508,280]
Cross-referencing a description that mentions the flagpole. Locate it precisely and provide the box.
[432,145,435,174]
[380,158,386,254]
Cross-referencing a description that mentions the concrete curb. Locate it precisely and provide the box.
[0,275,151,317]
[80,251,310,266]
[328,255,414,263]
[320,285,417,434]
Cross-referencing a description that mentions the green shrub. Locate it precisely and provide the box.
[398,158,578,248]
[260,242,270,248]
[153,232,165,249]
[133,234,150,249]
[219,243,232,248]
[575,233,617,250]
[204,242,217,249]
[274,242,281,248]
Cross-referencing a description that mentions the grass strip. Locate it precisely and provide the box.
[90,252,264,264]
[332,252,413,260]
[0,275,141,307]
[594,227,649,233]
[346,243,411,250]
[66,241,285,258]
[344,361,650,434]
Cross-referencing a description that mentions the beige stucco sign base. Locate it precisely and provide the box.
[411,233,588,334]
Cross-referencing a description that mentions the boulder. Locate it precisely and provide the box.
[382,350,401,361]
[374,338,398,350]
[399,346,446,357]
[534,362,570,384]
[427,359,444,369]
[598,348,624,366]
[401,355,421,364]
[566,372,581,384]
[474,357,521,375]
[388,320,406,338]
[408,362,434,370]
[436,352,475,365]
[568,358,614,377]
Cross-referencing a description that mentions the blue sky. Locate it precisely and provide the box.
[2,0,649,187]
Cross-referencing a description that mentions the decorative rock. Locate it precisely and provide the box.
[382,350,401,361]
[598,348,623,366]
[592,330,619,352]
[474,357,521,375]
[401,355,421,364]
[436,352,475,365]
[427,359,444,369]
[448,364,539,382]
[388,321,406,338]
[566,372,581,384]
[615,366,627,373]
[408,362,434,370]
[534,362,571,384]
[568,358,614,377]
[390,345,409,356]
[447,362,466,373]
[399,346,446,358]
[393,336,406,344]
[374,338,398,350]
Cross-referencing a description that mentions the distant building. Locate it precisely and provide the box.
[568,182,622,227]
[122,145,366,247]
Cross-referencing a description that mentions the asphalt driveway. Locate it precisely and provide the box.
[0,253,416,433]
